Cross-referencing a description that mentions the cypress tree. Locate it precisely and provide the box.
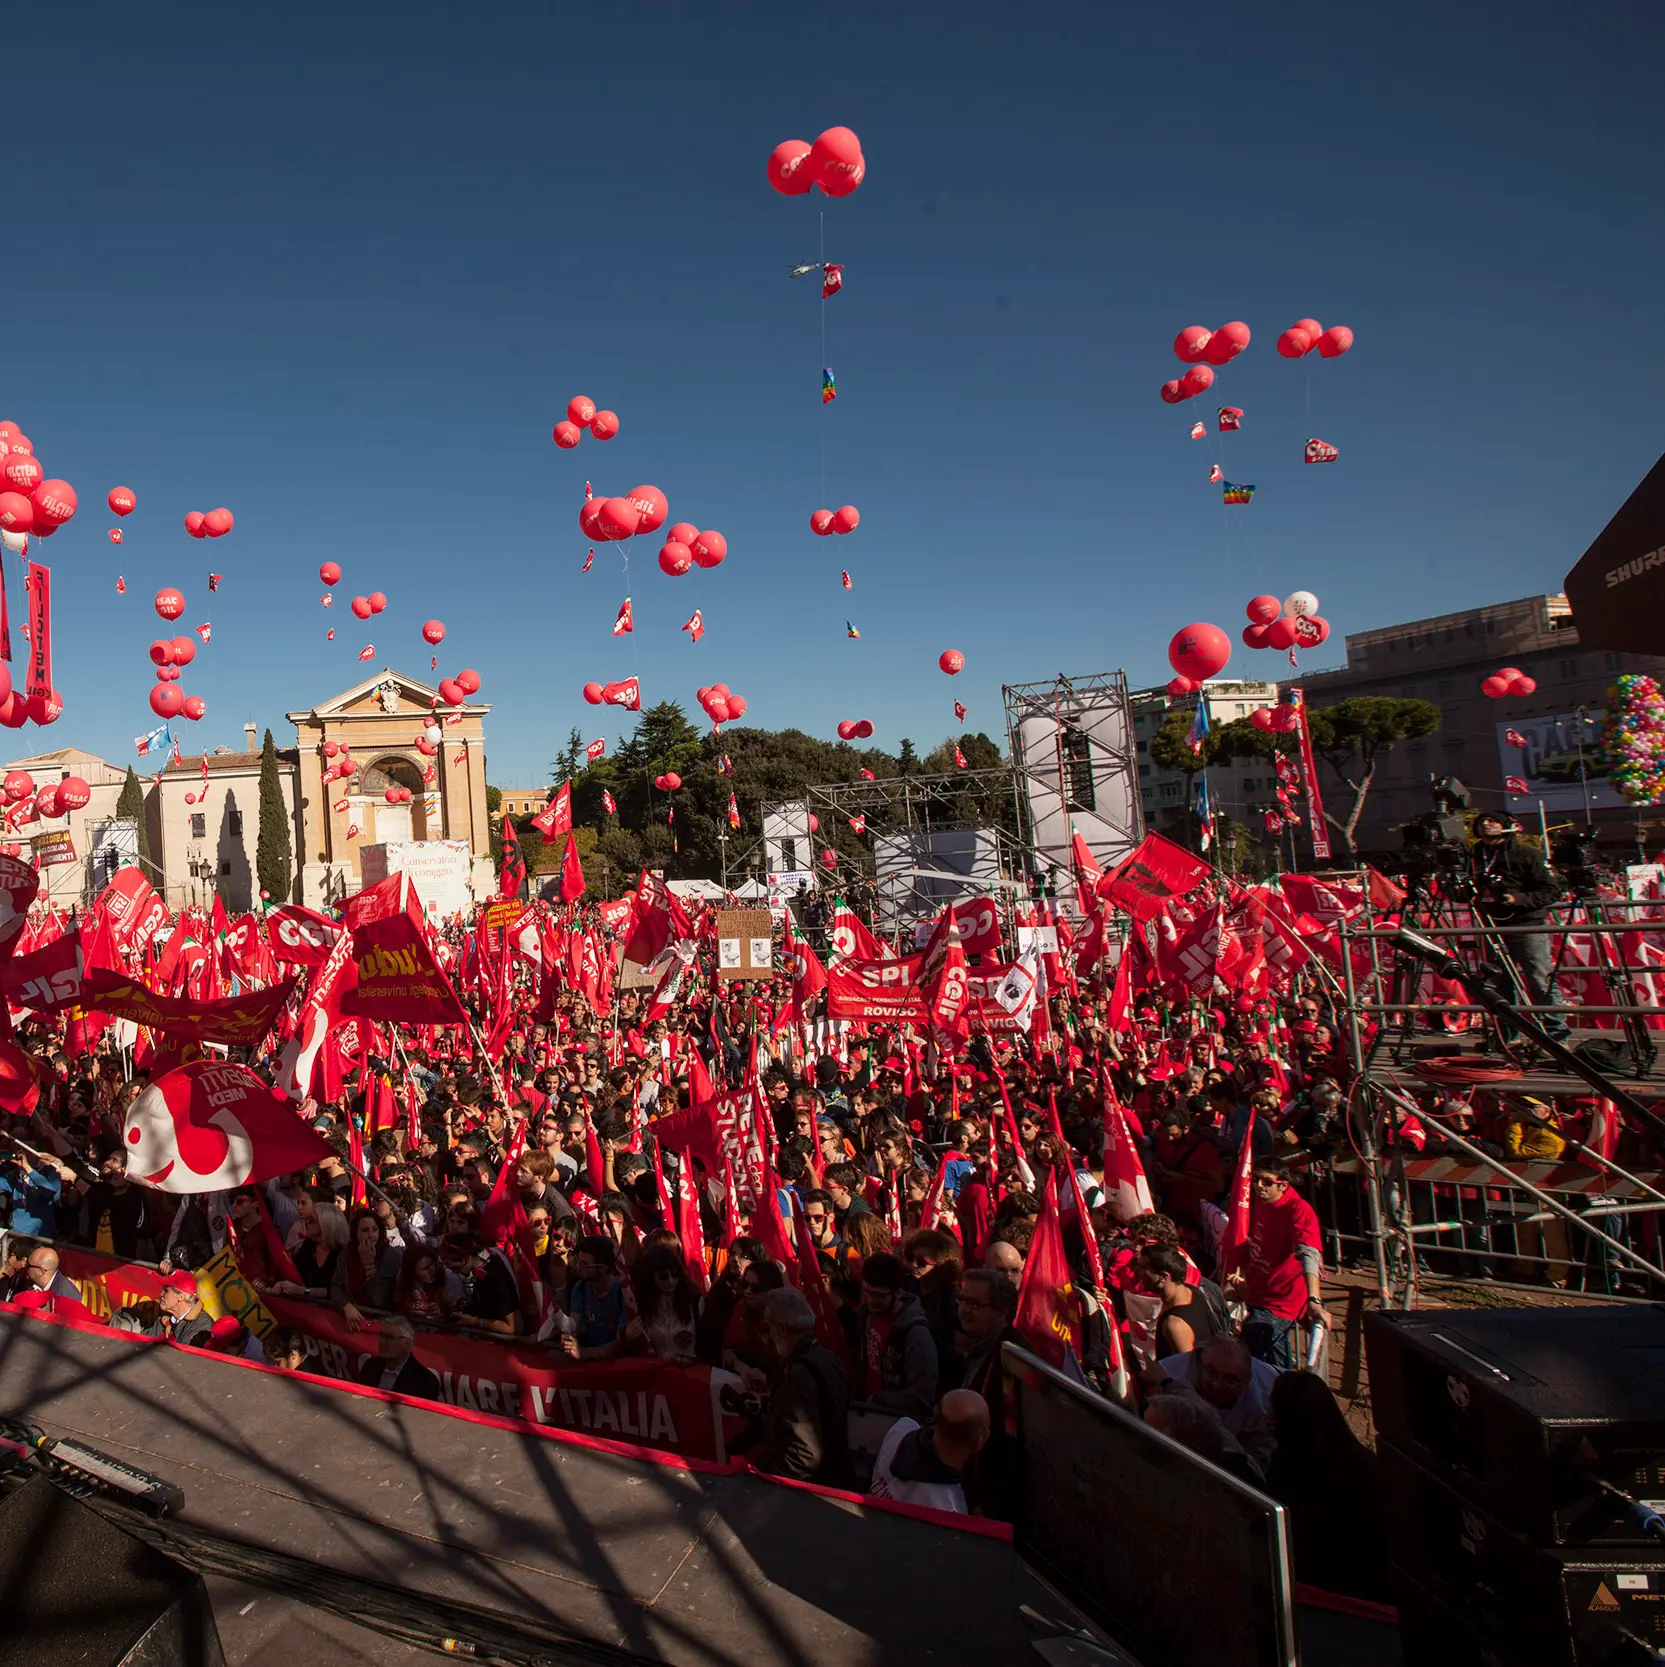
[115,764,152,874]
[255,728,293,902]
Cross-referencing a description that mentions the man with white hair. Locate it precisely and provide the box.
[750,1287,851,1484]
[353,1316,441,1400]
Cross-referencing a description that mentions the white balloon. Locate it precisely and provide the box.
[1283,590,1319,618]
[0,530,27,554]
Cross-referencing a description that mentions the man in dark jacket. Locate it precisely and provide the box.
[847,1251,938,1421]
[953,1268,1024,1520]
[751,1289,852,1484]
[354,1317,442,1400]
[1467,813,1566,1040]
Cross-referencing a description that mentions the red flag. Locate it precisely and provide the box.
[585,738,606,761]
[623,870,691,965]
[24,561,52,701]
[499,818,527,898]
[683,610,704,643]
[1014,1171,1082,1370]
[613,596,633,635]
[229,1187,302,1285]
[1070,832,1105,916]
[357,643,375,661]
[954,745,967,769]
[727,792,741,831]
[266,903,342,967]
[560,831,586,902]
[602,788,617,815]
[339,874,468,1026]
[954,700,967,722]
[1101,1086,1155,1223]
[82,968,297,1046]
[781,910,827,1020]
[345,1107,369,1208]
[1098,831,1211,922]
[121,1061,334,1191]
[1217,1120,1257,1289]
[676,1159,710,1292]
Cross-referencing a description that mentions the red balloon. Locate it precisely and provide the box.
[149,639,175,666]
[1242,623,1271,650]
[156,665,181,682]
[837,720,857,740]
[1,770,28,802]
[1,455,41,494]
[368,591,388,614]
[1291,614,1330,648]
[185,511,206,537]
[1511,674,1537,696]
[1293,318,1322,341]
[767,139,814,195]
[809,126,864,194]
[155,589,185,620]
[691,530,726,568]
[1166,676,1196,696]
[417,739,437,756]
[627,485,669,535]
[456,668,481,695]
[1497,666,1522,679]
[1246,595,1281,624]
[853,718,872,738]
[1266,617,1300,650]
[832,505,860,534]
[36,786,60,817]
[57,776,91,810]
[598,497,639,539]
[666,521,699,547]
[589,410,620,441]
[582,682,604,705]
[819,847,838,869]
[663,772,682,791]
[1273,706,1300,732]
[171,635,196,665]
[658,541,693,576]
[1203,321,1251,366]
[552,421,581,449]
[422,620,445,644]
[0,693,25,730]
[1167,622,1231,680]
[385,787,401,805]
[579,498,609,541]
[1173,326,1212,363]
[0,492,32,532]
[654,774,667,790]
[568,395,596,428]
[1159,380,1186,405]
[1250,708,1276,732]
[438,677,466,704]
[350,595,372,619]
[320,561,342,585]
[727,695,747,719]
[2,434,30,456]
[182,695,206,721]
[1317,326,1354,358]
[810,510,835,536]
[323,741,339,757]
[30,480,75,528]
[1179,364,1215,397]
[202,507,234,537]
[1276,328,1314,359]
[1480,675,1509,698]
[150,683,185,718]
[706,695,730,723]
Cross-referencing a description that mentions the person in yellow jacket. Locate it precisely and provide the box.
[1502,1098,1570,1286]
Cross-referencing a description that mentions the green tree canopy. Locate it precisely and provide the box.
[255,729,293,903]
[1306,696,1442,855]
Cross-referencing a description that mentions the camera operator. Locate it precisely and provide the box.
[1467,812,1568,1042]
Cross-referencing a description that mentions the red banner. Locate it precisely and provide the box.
[825,954,1031,1031]
[94,868,172,955]
[922,896,1003,958]
[266,903,342,967]
[0,928,85,1013]
[1288,687,1331,862]
[24,560,50,699]
[1097,832,1212,922]
[341,874,467,1025]
[82,968,297,1045]
[0,853,38,954]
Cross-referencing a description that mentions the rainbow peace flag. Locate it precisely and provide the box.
[846,620,861,639]
[822,367,837,404]
[1222,480,1256,505]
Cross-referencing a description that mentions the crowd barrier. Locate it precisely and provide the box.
[1306,1153,1665,1295]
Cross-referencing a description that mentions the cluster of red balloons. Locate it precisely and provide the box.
[767,127,865,197]
[184,508,234,539]
[1162,323,1251,404]
[581,678,641,709]
[0,677,59,729]
[1241,591,1330,652]
[351,591,388,620]
[148,632,205,721]
[384,784,415,806]
[413,718,441,757]
[810,506,860,537]
[436,667,482,706]
[580,486,670,543]
[939,649,964,675]
[1167,623,1232,686]
[29,774,88,819]
[1249,705,1302,734]
[836,718,875,740]
[1275,318,1354,359]
[322,740,357,783]
[552,395,621,450]
[654,771,683,792]
[656,520,727,575]
[698,683,747,726]
[1482,666,1537,699]
[0,422,77,548]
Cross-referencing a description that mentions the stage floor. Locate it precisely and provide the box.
[0,1314,1063,1665]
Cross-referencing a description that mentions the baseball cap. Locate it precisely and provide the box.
[161,1271,198,1294]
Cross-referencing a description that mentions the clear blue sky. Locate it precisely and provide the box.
[7,1,1663,786]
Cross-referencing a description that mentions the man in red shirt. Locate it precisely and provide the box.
[1234,1162,1327,1370]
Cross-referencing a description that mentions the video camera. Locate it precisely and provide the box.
[1398,776,1475,897]
[1550,823,1605,895]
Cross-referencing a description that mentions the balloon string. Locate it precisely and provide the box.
[819,208,827,512]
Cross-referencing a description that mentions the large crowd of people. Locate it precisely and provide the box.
[2,844,1661,1602]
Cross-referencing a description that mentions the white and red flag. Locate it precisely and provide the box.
[613,597,633,635]
[532,780,572,838]
[1101,1087,1155,1224]
[196,622,211,643]
[602,788,617,815]
[683,610,704,643]
[357,643,375,661]
[585,738,606,761]
[727,792,741,830]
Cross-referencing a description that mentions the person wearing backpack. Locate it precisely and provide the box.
[1140,1243,1228,1356]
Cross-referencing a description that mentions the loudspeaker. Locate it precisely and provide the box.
[0,1477,224,1667]
[1364,1305,1665,1545]
[1382,1441,1665,1667]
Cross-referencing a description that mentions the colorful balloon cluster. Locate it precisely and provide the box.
[836,719,874,739]
[1603,675,1665,805]
[1242,591,1330,652]
[1166,622,1232,686]
[1481,666,1537,699]
[697,683,747,727]
[184,507,235,539]
[412,718,441,757]
[1275,318,1354,359]
[552,396,620,449]
[436,667,482,706]
[810,506,860,536]
[0,420,77,549]
[1161,323,1251,404]
[148,635,205,721]
[767,127,866,197]
[654,519,727,576]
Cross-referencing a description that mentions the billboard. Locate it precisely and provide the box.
[1563,449,1665,654]
[1496,711,1622,812]
[359,838,475,918]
